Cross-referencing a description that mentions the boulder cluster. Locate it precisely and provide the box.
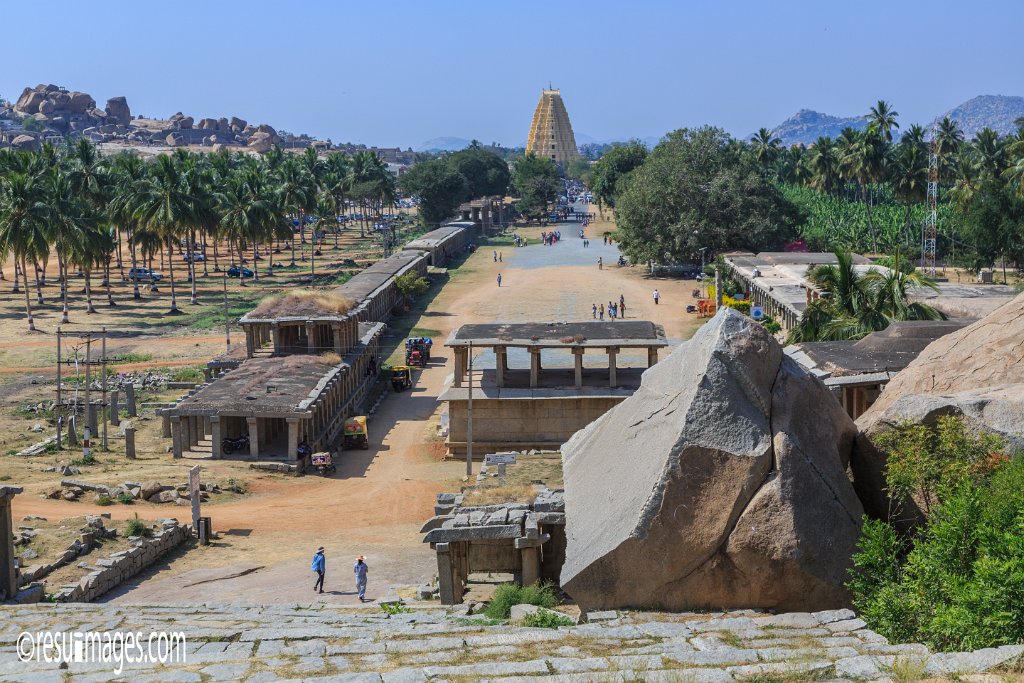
[1,83,318,152]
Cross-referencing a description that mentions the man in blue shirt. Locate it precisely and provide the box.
[312,547,325,593]
[354,556,369,602]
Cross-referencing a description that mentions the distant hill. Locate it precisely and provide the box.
[767,110,867,146]
[415,137,471,152]
[766,95,1024,147]
[930,95,1024,138]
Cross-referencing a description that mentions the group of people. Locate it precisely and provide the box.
[311,547,370,602]
[492,250,503,262]
[593,294,627,321]
[512,233,527,247]
[540,230,561,245]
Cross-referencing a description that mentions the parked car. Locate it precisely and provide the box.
[125,267,162,283]
[227,265,254,278]
[184,252,205,263]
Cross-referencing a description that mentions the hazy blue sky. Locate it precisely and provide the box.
[3,0,1021,148]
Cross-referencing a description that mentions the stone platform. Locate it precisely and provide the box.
[1,603,1021,682]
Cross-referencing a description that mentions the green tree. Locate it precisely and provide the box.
[0,171,50,329]
[614,127,801,264]
[400,157,468,225]
[511,153,560,217]
[446,143,510,198]
[868,100,900,142]
[749,127,782,166]
[588,141,647,209]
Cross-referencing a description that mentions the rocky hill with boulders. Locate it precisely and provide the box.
[0,83,323,153]
[767,109,868,146]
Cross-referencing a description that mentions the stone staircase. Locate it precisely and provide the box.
[1,603,1021,682]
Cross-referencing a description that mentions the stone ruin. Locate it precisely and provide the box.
[422,488,566,604]
[1,83,322,151]
[560,308,864,612]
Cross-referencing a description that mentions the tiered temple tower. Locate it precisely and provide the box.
[526,88,580,166]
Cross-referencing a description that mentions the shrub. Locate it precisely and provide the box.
[395,272,430,302]
[522,609,575,629]
[125,515,147,537]
[117,492,135,505]
[484,581,559,620]
[848,418,1024,651]
[95,494,113,506]
[380,602,410,616]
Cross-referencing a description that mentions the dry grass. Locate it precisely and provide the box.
[249,290,354,319]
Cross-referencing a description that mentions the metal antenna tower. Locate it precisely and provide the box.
[924,134,939,275]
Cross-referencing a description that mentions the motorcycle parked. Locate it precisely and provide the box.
[222,435,250,455]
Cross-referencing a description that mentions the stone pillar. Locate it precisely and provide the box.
[0,487,22,602]
[109,390,120,427]
[573,348,584,388]
[332,325,343,354]
[453,347,466,388]
[306,322,316,354]
[647,347,659,368]
[124,427,136,459]
[246,417,260,460]
[245,326,255,358]
[495,346,506,388]
[87,403,98,435]
[125,384,137,417]
[161,411,171,438]
[182,416,193,454]
[170,415,182,458]
[286,417,300,461]
[210,416,222,459]
[436,542,457,605]
[608,347,618,388]
[520,546,540,588]
[529,348,541,389]
[271,324,281,354]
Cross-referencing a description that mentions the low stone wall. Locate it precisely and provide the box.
[19,516,115,586]
[53,519,191,603]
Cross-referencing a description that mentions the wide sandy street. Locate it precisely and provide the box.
[11,216,705,605]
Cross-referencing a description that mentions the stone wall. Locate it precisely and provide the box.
[447,396,622,457]
[52,519,191,603]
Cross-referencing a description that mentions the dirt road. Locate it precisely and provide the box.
[12,223,704,604]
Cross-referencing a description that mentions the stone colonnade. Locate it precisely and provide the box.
[452,345,661,389]
[242,316,361,358]
[735,273,801,331]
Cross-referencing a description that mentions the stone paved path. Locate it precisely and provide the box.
[1,604,1021,682]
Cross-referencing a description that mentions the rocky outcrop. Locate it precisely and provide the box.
[853,293,1024,519]
[561,308,863,612]
[104,96,131,125]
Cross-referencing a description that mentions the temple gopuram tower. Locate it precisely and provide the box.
[526,88,580,166]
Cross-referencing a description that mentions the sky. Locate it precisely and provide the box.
[3,0,1022,149]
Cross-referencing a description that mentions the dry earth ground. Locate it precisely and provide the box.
[4,215,705,605]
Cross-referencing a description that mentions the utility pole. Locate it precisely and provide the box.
[101,328,108,450]
[55,328,62,449]
[223,272,230,353]
[83,335,92,461]
[466,341,473,478]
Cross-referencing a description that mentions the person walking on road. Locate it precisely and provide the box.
[592,303,597,319]
[354,556,369,602]
[652,289,660,305]
[497,273,502,287]
[493,250,497,262]
[599,303,604,320]
[619,295,626,318]
[312,547,326,594]
[598,257,603,270]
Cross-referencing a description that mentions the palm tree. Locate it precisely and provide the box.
[129,155,194,314]
[788,250,944,343]
[892,142,929,245]
[868,100,900,142]
[276,157,316,267]
[750,128,782,167]
[108,153,148,299]
[808,137,841,195]
[0,172,50,330]
[973,128,1006,180]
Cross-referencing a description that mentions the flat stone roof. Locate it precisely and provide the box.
[446,321,667,348]
[170,356,343,416]
[403,225,468,251]
[334,251,426,304]
[910,282,1016,319]
[726,252,888,319]
[787,320,970,378]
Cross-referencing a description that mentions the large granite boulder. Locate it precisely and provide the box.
[11,134,39,151]
[853,293,1024,519]
[104,96,131,125]
[248,131,274,152]
[65,91,96,114]
[561,308,863,612]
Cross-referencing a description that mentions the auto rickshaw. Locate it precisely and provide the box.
[343,415,369,450]
[391,366,411,391]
